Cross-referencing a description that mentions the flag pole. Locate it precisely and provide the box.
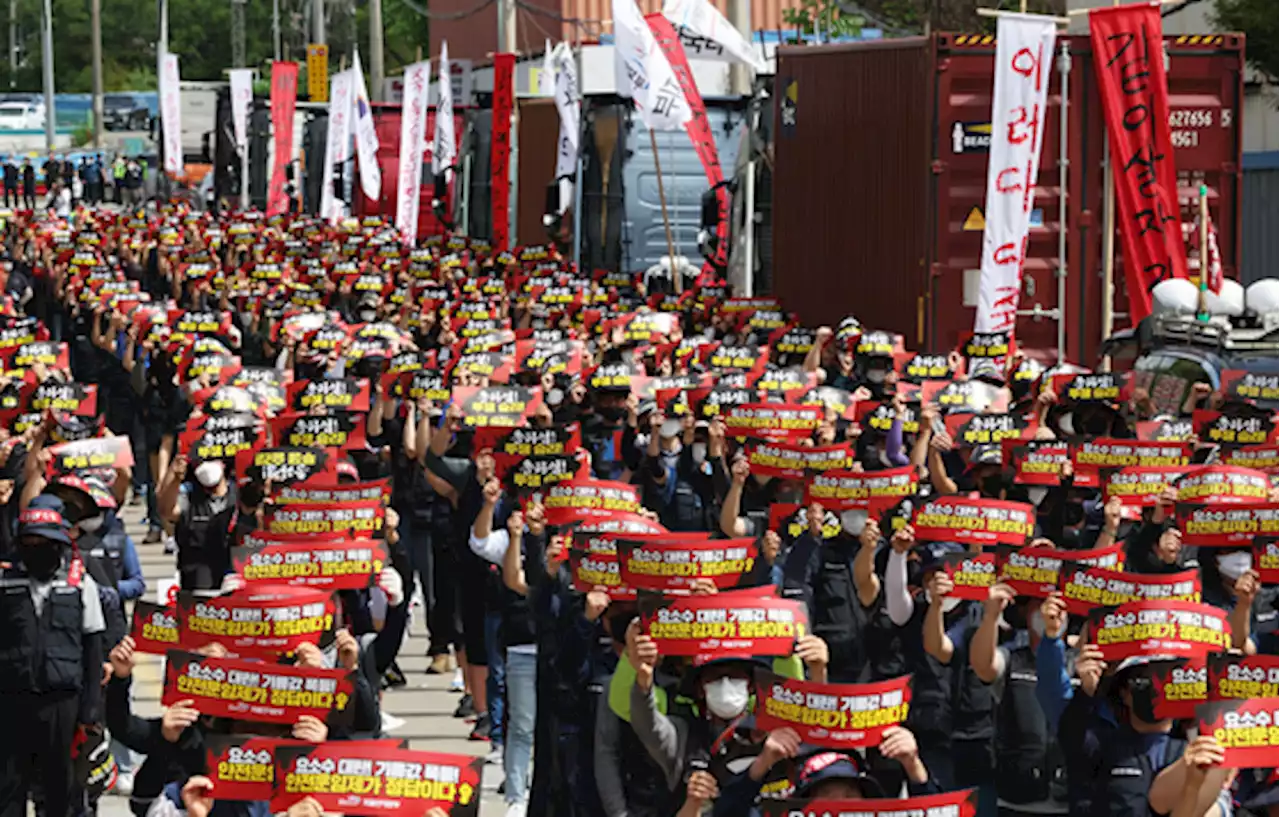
[650,128,680,293]
[1196,183,1209,322]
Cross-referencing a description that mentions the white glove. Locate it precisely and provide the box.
[378,567,405,607]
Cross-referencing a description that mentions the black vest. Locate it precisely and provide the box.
[177,486,234,590]
[618,714,679,817]
[808,539,867,682]
[0,563,85,694]
[1082,729,1185,817]
[995,644,1067,806]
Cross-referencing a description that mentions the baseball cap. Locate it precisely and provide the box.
[793,749,881,797]
[18,495,72,545]
[965,443,1003,471]
[919,540,966,572]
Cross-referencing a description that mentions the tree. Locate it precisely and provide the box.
[1212,0,1277,82]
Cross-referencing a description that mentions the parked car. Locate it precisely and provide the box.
[0,101,45,130]
[103,93,150,131]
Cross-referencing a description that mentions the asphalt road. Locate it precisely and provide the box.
[95,499,508,816]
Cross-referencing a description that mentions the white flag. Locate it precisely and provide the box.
[539,39,556,96]
[159,53,183,174]
[396,60,431,244]
[321,69,355,224]
[552,44,579,213]
[662,0,766,73]
[612,0,692,131]
[351,51,383,201]
[432,41,456,177]
[228,68,253,154]
[974,13,1057,334]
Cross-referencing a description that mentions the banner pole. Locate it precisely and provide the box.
[1196,183,1209,321]
[650,127,679,293]
[572,155,584,273]
[1097,0,1121,372]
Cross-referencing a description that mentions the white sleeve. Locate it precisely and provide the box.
[885,549,914,627]
[469,528,510,565]
[80,575,106,635]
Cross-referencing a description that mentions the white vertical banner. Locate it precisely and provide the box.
[974,13,1057,334]
[432,41,456,178]
[321,70,355,224]
[612,0,692,131]
[351,51,383,201]
[159,53,183,174]
[539,39,555,96]
[228,69,253,154]
[662,0,767,72]
[395,60,431,245]
[552,44,579,213]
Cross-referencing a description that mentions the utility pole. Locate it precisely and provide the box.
[40,0,53,151]
[272,0,281,60]
[231,0,246,68]
[497,0,515,53]
[312,0,325,44]
[91,0,103,148]
[8,0,16,90]
[727,0,750,94]
[368,0,383,100]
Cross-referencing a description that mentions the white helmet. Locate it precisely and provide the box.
[1203,278,1244,317]
[1150,278,1199,317]
[1245,279,1280,317]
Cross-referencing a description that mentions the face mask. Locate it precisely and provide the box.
[691,443,707,465]
[840,509,868,537]
[866,368,887,384]
[1027,487,1049,507]
[940,597,962,614]
[546,387,564,408]
[358,309,377,323]
[1217,551,1252,582]
[597,405,626,422]
[1057,413,1075,436]
[19,544,60,579]
[78,514,104,534]
[660,419,682,439]
[703,676,750,720]
[980,474,1004,498]
[195,460,225,488]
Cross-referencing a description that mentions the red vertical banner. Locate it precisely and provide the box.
[491,54,515,251]
[267,62,299,217]
[1090,4,1188,323]
[647,14,730,273]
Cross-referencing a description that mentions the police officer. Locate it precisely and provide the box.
[2,156,16,208]
[21,158,35,210]
[0,494,107,817]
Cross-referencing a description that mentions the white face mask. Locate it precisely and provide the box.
[691,443,708,465]
[940,597,962,614]
[78,514,104,534]
[841,509,868,537]
[358,309,377,322]
[660,419,682,439]
[194,460,225,488]
[1217,551,1253,582]
[1028,610,1046,638]
[1027,487,1049,507]
[703,676,750,720]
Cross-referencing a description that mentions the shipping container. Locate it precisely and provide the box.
[353,103,467,240]
[516,98,561,246]
[771,33,1243,366]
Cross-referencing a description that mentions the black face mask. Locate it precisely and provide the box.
[240,482,263,510]
[19,544,60,580]
[1063,503,1086,527]
[980,474,1005,498]
[554,403,583,424]
[607,613,636,645]
[1004,603,1028,631]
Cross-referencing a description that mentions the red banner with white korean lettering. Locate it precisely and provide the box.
[1057,564,1200,615]
[640,587,806,658]
[617,536,756,593]
[647,14,729,272]
[1089,4,1189,322]
[267,62,298,217]
[974,14,1056,334]
[1176,502,1279,548]
[1087,600,1232,661]
[1194,697,1280,769]
[754,671,912,748]
[911,496,1036,547]
[271,743,483,817]
[491,54,515,250]
[162,650,355,725]
[176,587,335,658]
[805,466,918,512]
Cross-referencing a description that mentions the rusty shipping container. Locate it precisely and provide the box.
[353,103,468,240]
[771,33,1243,366]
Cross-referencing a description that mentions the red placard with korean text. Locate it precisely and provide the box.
[1057,565,1200,616]
[262,500,385,538]
[804,466,917,512]
[128,600,179,655]
[541,478,642,524]
[1071,438,1191,489]
[1194,697,1280,768]
[617,536,756,593]
[205,737,409,803]
[724,403,822,442]
[1003,440,1068,486]
[754,671,912,748]
[760,790,980,817]
[1088,4,1188,322]
[271,743,483,816]
[1176,503,1279,548]
[1176,465,1272,506]
[176,587,335,657]
[1208,652,1280,702]
[1086,600,1232,661]
[161,650,355,725]
[233,538,388,590]
[1256,538,1279,585]
[748,442,851,480]
[640,587,806,657]
[1105,466,1188,519]
[911,496,1035,547]
[941,552,998,601]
